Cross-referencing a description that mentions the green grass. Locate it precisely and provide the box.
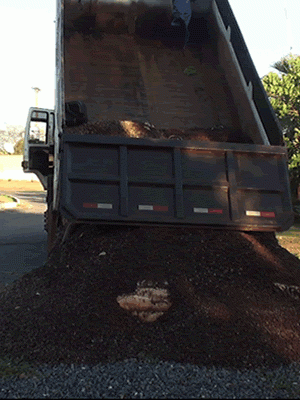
[276,224,300,238]
[0,195,16,203]
[276,224,300,260]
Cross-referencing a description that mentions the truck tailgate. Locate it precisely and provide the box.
[60,134,294,232]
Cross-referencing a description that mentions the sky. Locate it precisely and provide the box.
[0,0,299,129]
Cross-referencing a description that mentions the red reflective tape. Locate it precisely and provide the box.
[153,205,169,212]
[246,210,276,218]
[208,208,223,214]
[261,211,276,218]
[83,203,97,208]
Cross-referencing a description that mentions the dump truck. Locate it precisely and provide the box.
[22,0,294,253]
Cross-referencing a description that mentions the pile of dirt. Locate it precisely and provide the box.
[65,120,252,143]
[1,224,300,369]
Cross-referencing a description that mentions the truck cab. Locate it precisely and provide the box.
[22,107,55,190]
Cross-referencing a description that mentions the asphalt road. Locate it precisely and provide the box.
[0,192,47,290]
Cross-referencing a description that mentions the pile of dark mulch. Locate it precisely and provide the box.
[1,225,300,370]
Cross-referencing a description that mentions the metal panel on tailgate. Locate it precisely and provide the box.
[60,134,294,231]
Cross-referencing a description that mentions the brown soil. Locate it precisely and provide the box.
[0,180,44,192]
[1,223,300,370]
[65,120,251,143]
[0,195,14,203]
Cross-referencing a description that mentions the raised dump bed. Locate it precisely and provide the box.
[63,0,276,145]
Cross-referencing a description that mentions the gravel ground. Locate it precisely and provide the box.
[1,359,300,398]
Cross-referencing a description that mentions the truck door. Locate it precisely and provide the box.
[22,107,54,189]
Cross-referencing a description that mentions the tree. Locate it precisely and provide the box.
[0,125,24,154]
[14,138,24,155]
[262,54,300,197]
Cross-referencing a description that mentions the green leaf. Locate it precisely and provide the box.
[183,66,197,76]
[262,54,300,194]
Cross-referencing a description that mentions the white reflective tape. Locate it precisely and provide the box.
[246,211,261,217]
[97,203,113,209]
[194,208,209,213]
[138,205,154,211]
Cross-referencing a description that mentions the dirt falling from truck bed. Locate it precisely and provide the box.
[64,120,253,143]
[1,225,300,369]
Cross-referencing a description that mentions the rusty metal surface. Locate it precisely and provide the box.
[63,0,240,132]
